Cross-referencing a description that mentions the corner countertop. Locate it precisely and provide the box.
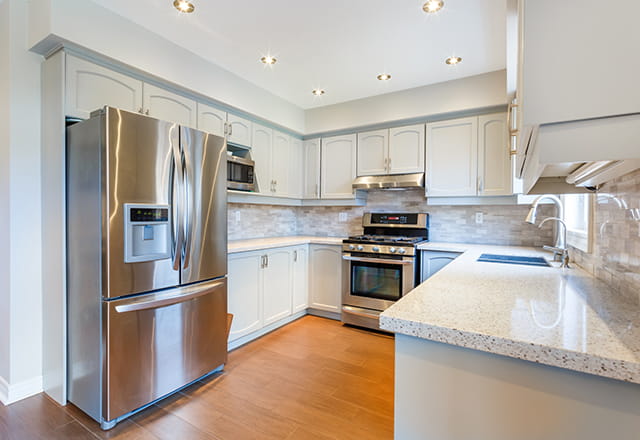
[380,242,640,384]
[228,236,344,253]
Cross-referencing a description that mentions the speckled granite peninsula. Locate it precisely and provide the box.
[380,242,640,384]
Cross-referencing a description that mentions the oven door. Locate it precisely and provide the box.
[342,254,415,311]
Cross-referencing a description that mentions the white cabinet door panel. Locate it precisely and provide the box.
[263,249,292,326]
[321,134,357,199]
[303,139,321,199]
[426,117,478,197]
[478,113,512,196]
[272,131,290,197]
[309,245,343,313]
[389,124,425,175]
[357,130,388,176]
[197,103,227,137]
[228,252,263,342]
[227,114,252,147]
[292,246,309,314]
[66,55,143,119]
[252,124,273,195]
[143,83,196,128]
[288,138,304,199]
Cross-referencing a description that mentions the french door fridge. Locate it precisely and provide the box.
[66,107,228,429]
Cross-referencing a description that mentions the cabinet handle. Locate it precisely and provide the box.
[223,122,228,136]
[478,177,484,193]
[388,157,391,171]
[229,124,233,136]
[145,109,149,115]
[508,101,519,157]
[293,250,298,262]
[315,183,319,198]
[265,255,269,267]
[137,107,144,114]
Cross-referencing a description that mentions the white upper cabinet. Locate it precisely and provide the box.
[271,131,290,197]
[519,0,640,127]
[426,117,478,197]
[478,113,511,196]
[357,130,388,176]
[262,248,292,326]
[143,83,197,128]
[288,138,304,199]
[251,124,273,195]
[197,102,227,137]
[388,124,425,175]
[291,246,309,314]
[303,139,321,199]
[65,55,142,119]
[227,114,252,148]
[321,134,357,199]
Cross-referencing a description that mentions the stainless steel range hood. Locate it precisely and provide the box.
[352,173,425,190]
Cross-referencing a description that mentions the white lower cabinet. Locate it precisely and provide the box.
[228,245,311,345]
[227,251,263,341]
[262,248,292,326]
[309,244,343,313]
[291,246,309,313]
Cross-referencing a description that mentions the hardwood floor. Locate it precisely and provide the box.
[0,316,395,439]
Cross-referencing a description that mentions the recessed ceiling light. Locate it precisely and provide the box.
[445,56,462,65]
[173,0,194,13]
[312,89,325,96]
[423,0,444,13]
[377,73,392,81]
[261,56,277,65]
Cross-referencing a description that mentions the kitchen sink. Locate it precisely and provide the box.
[477,254,551,267]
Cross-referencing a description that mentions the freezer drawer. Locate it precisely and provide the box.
[104,277,228,422]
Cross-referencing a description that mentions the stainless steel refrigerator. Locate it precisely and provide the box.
[66,107,228,430]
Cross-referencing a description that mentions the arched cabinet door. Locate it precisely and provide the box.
[66,55,143,119]
[143,83,196,128]
[197,103,227,137]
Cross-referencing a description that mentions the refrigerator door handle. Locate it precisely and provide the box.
[181,129,195,270]
[170,125,184,272]
[114,279,226,313]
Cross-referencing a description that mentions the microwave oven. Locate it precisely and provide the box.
[227,155,255,191]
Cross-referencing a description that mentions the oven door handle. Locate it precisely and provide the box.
[342,255,413,265]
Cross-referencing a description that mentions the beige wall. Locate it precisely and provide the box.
[0,0,11,386]
[304,70,507,135]
[0,0,44,403]
[572,169,640,305]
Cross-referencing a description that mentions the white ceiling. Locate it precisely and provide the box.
[90,0,506,109]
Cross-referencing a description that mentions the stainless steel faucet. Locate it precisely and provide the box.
[525,194,570,268]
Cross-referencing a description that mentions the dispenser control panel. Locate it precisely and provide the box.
[124,204,172,263]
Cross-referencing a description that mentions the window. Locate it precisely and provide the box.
[561,194,593,252]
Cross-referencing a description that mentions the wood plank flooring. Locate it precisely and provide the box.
[0,316,395,439]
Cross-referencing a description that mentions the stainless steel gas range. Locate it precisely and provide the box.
[342,212,429,331]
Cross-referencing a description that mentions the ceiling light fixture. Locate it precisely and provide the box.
[312,89,325,96]
[173,0,195,13]
[261,56,277,65]
[445,56,462,65]
[423,0,444,13]
[377,73,392,81]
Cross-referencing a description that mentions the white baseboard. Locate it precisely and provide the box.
[0,375,8,405]
[0,375,43,405]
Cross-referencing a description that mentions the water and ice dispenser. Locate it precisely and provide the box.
[124,204,172,263]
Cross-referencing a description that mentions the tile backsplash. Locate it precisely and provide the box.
[571,169,640,304]
[229,189,554,247]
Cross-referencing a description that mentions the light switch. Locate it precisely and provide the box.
[475,212,484,224]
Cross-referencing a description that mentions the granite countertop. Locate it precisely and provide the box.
[228,236,344,253]
[380,242,640,384]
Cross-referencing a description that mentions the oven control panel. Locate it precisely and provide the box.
[342,243,416,256]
